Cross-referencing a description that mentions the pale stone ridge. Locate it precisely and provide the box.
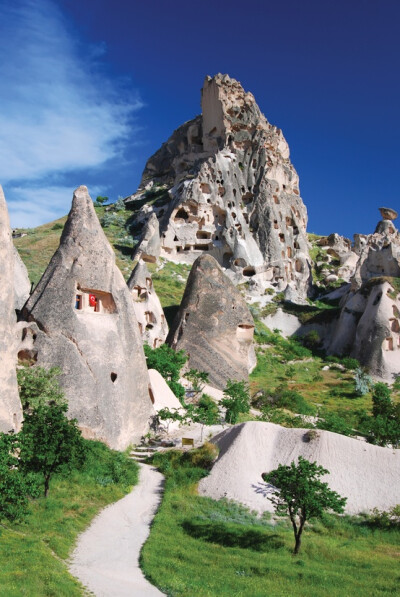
[126,74,312,298]
[13,245,31,311]
[0,186,23,432]
[127,259,168,348]
[167,254,256,390]
[21,186,154,449]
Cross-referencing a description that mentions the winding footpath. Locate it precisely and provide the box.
[69,463,165,596]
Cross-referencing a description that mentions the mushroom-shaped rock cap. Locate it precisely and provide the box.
[379,207,398,221]
[167,254,255,389]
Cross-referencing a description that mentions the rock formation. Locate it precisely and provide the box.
[167,254,256,389]
[327,208,400,382]
[0,186,23,432]
[21,186,154,449]
[127,259,168,348]
[199,421,400,515]
[132,212,161,263]
[126,74,312,298]
[13,245,31,311]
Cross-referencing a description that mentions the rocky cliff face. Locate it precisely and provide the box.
[21,186,154,449]
[127,259,168,348]
[167,254,256,390]
[13,245,31,312]
[0,187,23,432]
[127,74,312,298]
[326,208,400,382]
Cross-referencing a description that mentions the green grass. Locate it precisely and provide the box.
[148,261,191,326]
[142,450,400,597]
[0,440,138,596]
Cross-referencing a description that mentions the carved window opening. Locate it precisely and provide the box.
[111,372,117,383]
[243,266,256,277]
[279,233,285,243]
[175,208,188,221]
[148,385,155,404]
[236,323,255,341]
[196,230,211,239]
[385,337,394,351]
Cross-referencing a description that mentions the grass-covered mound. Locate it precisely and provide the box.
[0,440,138,596]
[141,446,400,597]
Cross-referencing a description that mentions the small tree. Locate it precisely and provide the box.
[17,366,64,410]
[184,368,209,401]
[262,457,347,554]
[157,407,184,435]
[94,195,109,207]
[221,380,250,424]
[354,367,373,396]
[0,433,30,521]
[19,402,87,497]
[187,395,220,442]
[366,383,400,447]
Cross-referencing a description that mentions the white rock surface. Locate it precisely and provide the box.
[13,245,30,311]
[0,187,23,432]
[199,421,400,515]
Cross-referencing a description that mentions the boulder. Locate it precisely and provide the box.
[21,186,154,449]
[127,259,168,348]
[126,74,312,299]
[167,254,256,390]
[0,186,23,432]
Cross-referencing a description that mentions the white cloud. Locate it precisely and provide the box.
[7,185,103,228]
[0,0,142,225]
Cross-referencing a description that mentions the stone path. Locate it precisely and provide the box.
[69,463,165,596]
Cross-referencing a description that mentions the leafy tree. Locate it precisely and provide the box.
[187,395,220,442]
[365,383,400,447]
[184,369,209,401]
[94,195,109,206]
[157,407,184,434]
[19,402,87,497]
[144,344,187,401]
[0,433,30,521]
[354,367,373,396]
[372,383,392,417]
[221,380,250,424]
[17,366,64,410]
[262,457,347,554]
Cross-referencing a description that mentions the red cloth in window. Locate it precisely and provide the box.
[89,294,96,307]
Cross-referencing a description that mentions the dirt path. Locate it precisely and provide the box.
[69,463,165,596]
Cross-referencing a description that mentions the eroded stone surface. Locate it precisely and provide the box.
[0,187,23,432]
[167,254,256,390]
[126,74,312,298]
[21,186,154,449]
[127,260,168,348]
[13,245,30,311]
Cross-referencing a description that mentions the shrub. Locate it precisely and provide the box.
[354,367,373,396]
[144,344,187,401]
[221,380,250,424]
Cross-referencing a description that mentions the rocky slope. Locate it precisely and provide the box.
[127,74,312,299]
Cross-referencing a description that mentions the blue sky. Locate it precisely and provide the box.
[1,0,400,238]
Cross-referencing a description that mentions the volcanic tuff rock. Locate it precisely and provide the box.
[167,254,256,390]
[132,212,161,263]
[126,74,312,298]
[13,245,31,311]
[127,259,168,348]
[21,186,154,449]
[0,187,23,432]
[327,209,400,382]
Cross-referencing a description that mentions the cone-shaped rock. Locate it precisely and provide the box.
[22,186,154,449]
[127,259,168,348]
[167,254,256,389]
[0,186,23,432]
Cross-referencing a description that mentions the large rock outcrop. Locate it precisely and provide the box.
[0,187,23,432]
[327,208,400,382]
[167,254,256,389]
[21,186,154,449]
[199,422,400,515]
[127,259,168,348]
[126,74,312,298]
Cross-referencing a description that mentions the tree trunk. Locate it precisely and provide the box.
[44,474,51,497]
[294,532,302,554]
